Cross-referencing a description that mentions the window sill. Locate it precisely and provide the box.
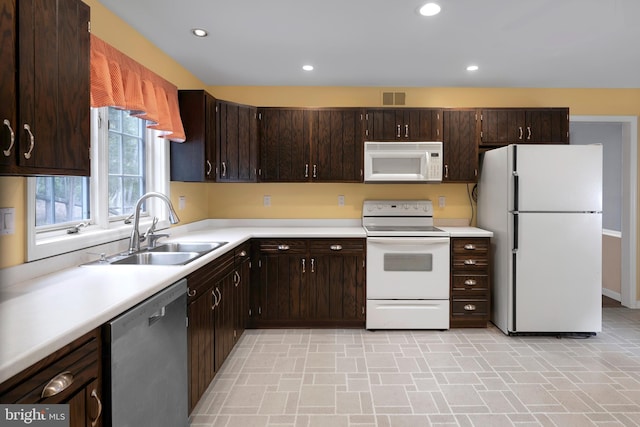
[28,218,171,262]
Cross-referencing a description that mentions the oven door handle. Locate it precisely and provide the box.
[367,237,450,245]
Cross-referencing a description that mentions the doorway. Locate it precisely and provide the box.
[570,116,638,309]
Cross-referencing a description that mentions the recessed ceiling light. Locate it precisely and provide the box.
[419,2,441,16]
[466,65,479,71]
[192,28,208,37]
[302,65,314,71]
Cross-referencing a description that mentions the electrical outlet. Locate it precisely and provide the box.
[438,196,446,208]
[178,196,186,210]
[263,195,271,207]
[338,195,345,207]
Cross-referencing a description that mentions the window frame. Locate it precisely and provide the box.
[26,107,171,262]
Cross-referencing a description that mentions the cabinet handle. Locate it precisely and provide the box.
[221,161,227,177]
[90,389,102,427]
[277,244,290,251]
[463,259,477,265]
[211,288,218,309]
[238,250,247,257]
[41,371,74,398]
[206,160,212,176]
[216,287,222,304]
[464,304,477,311]
[527,126,532,140]
[396,124,401,138]
[304,163,309,178]
[312,164,317,178]
[464,244,476,250]
[187,288,196,297]
[330,244,342,251]
[23,124,35,159]
[234,270,240,287]
[405,124,409,138]
[518,126,523,140]
[311,258,315,273]
[464,279,477,286]
[301,258,306,273]
[444,164,449,179]
[2,119,15,156]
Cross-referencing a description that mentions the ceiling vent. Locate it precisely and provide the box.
[382,92,406,106]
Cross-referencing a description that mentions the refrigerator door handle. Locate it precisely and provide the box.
[512,212,519,253]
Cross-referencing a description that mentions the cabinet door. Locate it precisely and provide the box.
[365,109,442,141]
[479,109,526,146]
[0,0,16,169]
[259,108,309,182]
[218,101,258,182]
[213,271,236,371]
[187,292,214,413]
[442,109,478,182]
[258,253,307,321]
[525,108,569,143]
[308,239,366,324]
[312,108,364,182]
[365,109,398,140]
[172,90,216,182]
[17,0,90,174]
[234,247,251,339]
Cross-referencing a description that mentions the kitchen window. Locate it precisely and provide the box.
[27,107,170,261]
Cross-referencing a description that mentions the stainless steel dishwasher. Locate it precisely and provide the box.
[104,279,188,427]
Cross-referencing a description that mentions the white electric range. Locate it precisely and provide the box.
[362,200,450,330]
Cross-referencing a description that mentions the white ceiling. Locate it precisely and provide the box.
[99,0,640,88]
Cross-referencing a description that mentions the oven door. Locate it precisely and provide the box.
[366,237,450,299]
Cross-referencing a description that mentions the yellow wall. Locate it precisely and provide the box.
[1,0,639,303]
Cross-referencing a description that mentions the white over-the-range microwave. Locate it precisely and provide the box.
[363,141,443,183]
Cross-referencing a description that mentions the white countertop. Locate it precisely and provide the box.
[0,220,491,383]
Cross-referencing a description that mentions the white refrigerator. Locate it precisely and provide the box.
[478,144,602,335]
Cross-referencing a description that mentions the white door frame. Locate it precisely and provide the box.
[571,115,638,309]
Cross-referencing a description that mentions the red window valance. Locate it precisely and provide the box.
[90,34,186,142]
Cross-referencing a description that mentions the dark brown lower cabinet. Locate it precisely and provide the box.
[252,238,366,327]
[186,243,251,412]
[450,237,491,328]
[0,329,103,427]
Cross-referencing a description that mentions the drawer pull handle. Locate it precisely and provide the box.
[187,288,197,297]
[330,244,342,251]
[464,244,476,250]
[90,389,102,427]
[463,259,477,265]
[23,124,35,159]
[464,279,477,286]
[464,304,477,311]
[41,371,74,398]
[278,245,290,251]
[238,250,247,257]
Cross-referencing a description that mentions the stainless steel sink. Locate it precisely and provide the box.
[81,241,228,266]
[149,242,227,253]
[111,251,201,265]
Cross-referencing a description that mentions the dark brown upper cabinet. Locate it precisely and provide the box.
[442,109,479,183]
[1,0,91,176]
[171,90,217,182]
[479,108,569,146]
[216,100,258,182]
[258,107,365,182]
[364,108,442,141]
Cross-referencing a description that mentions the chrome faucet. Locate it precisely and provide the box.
[128,192,180,254]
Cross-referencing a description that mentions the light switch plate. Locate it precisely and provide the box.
[263,195,271,207]
[178,196,186,210]
[338,195,345,207]
[438,196,446,208]
[0,207,15,235]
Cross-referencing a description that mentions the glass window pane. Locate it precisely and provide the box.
[35,176,90,227]
[123,136,142,175]
[108,108,121,132]
[108,175,123,216]
[109,133,122,174]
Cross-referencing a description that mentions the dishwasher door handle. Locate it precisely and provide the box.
[148,306,166,325]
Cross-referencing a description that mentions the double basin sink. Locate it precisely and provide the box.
[85,242,228,266]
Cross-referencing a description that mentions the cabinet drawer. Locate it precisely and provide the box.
[451,274,489,292]
[452,238,489,254]
[257,239,307,254]
[0,332,99,404]
[308,238,365,254]
[451,256,489,271]
[186,250,235,301]
[451,299,489,318]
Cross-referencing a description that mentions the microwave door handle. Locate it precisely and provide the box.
[367,237,449,245]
